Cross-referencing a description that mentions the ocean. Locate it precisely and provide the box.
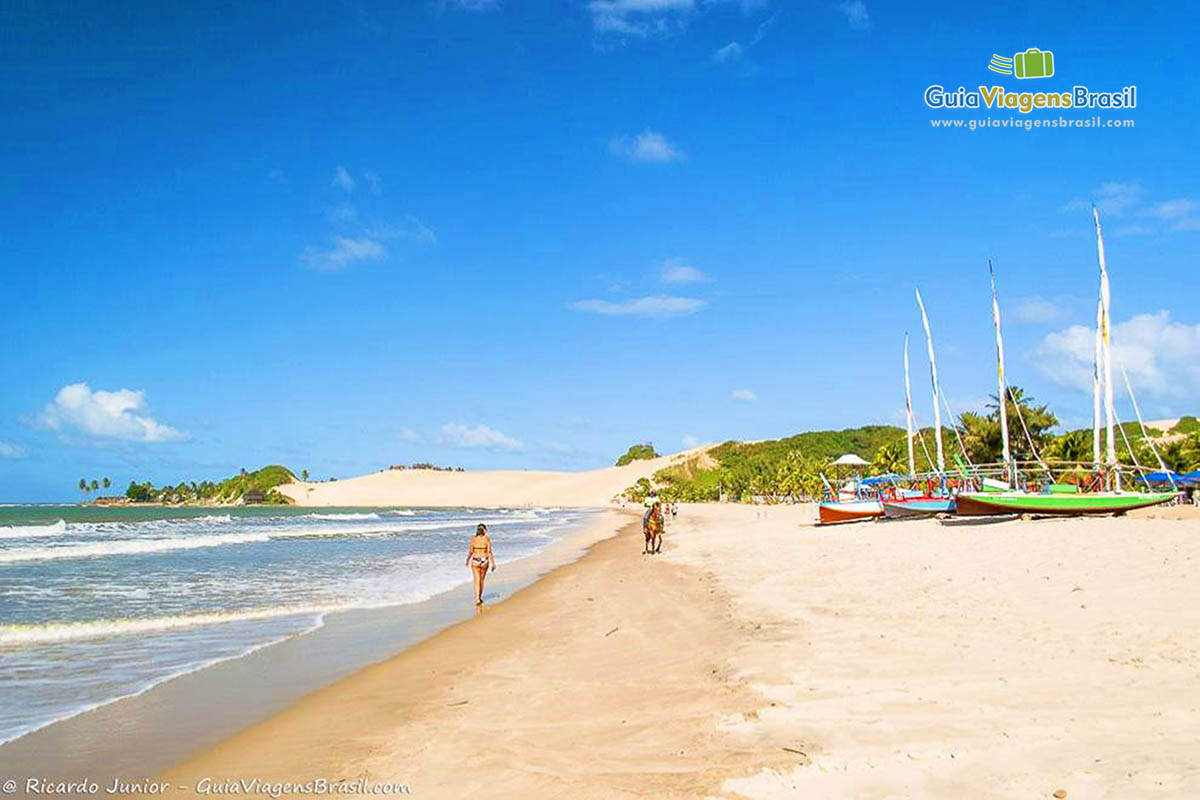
[0,504,593,747]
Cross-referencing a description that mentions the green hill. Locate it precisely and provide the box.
[125,465,296,504]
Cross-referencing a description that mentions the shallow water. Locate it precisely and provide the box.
[0,504,591,745]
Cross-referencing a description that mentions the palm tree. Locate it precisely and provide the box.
[102,477,111,490]
[78,477,87,498]
[1047,430,1091,462]
[961,386,1058,463]
[871,441,907,475]
[90,479,99,493]
[301,469,309,481]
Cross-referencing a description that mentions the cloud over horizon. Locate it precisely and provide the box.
[438,423,524,451]
[659,258,711,284]
[1035,311,1200,398]
[570,295,708,318]
[36,383,188,443]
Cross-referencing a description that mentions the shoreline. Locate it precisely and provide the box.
[156,506,794,799]
[0,510,627,790]
[160,504,1200,799]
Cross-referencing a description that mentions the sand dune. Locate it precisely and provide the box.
[277,449,706,508]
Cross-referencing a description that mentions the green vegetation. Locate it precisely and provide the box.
[625,426,913,504]
[1171,416,1200,435]
[615,443,659,466]
[125,465,296,505]
[624,391,1200,503]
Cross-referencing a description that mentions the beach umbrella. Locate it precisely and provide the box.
[831,454,870,467]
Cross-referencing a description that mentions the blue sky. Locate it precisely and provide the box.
[3,0,1199,501]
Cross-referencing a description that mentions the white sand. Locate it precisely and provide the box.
[669,504,1200,799]
[161,503,1200,798]
[277,449,705,507]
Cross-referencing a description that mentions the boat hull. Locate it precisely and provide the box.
[882,498,956,519]
[818,500,884,525]
[955,491,1176,517]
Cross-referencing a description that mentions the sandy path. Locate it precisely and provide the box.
[160,511,794,798]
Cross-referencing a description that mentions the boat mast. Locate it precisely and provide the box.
[1092,297,1103,469]
[988,261,1012,483]
[1092,206,1119,489]
[904,333,916,475]
[1119,361,1175,485]
[914,288,945,473]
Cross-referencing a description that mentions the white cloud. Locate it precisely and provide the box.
[609,130,684,163]
[333,166,355,192]
[1011,296,1066,324]
[301,235,386,270]
[397,427,421,443]
[327,203,358,224]
[731,388,757,402]
[570,295,707,318]
[1035,311,1200,397]
[366,216,437,245]
[438,423,524,451]
[587,0,695,36]
[835,0,869,29]
[364,171,382,192]
[1065,181,1142,216]
[681,434,700,448]
[1147,198,1197,219]
[0,441,25,458]
[659,258,711,284]
[1062,183,1200,235]
[712,41,744,62]
[37,383,187,443]
[440,0,498,11]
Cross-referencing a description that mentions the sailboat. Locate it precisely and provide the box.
[817,454,884,524]
[955,215,1176,516]
[880,308,956,519]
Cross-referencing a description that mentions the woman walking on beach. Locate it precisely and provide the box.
[466,524,495,605]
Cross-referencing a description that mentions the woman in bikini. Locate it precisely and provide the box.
[465,523,495,605]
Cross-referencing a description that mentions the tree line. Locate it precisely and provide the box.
[623,390,1200,503]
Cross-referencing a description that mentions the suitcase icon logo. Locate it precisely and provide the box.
[987,48,1055,79]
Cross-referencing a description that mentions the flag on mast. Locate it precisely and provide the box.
[1092,297,1103,468]
[988,261,1012,480]
[904,333,916,475]
[915,288,945,472]
[1092,206,1118,481]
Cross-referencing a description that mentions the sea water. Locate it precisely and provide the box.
[0,504,591,745]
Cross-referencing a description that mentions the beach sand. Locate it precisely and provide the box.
[159,504,1200,799]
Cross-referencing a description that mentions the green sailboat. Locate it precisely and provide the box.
[955,215,1177,517]
[955,486,1176,516]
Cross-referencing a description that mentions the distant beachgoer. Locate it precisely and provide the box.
[643,502,664,555]
[466,523,495,605]
[671,502,678,519]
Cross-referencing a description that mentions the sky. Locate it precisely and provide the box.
[2,0,1199,501]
